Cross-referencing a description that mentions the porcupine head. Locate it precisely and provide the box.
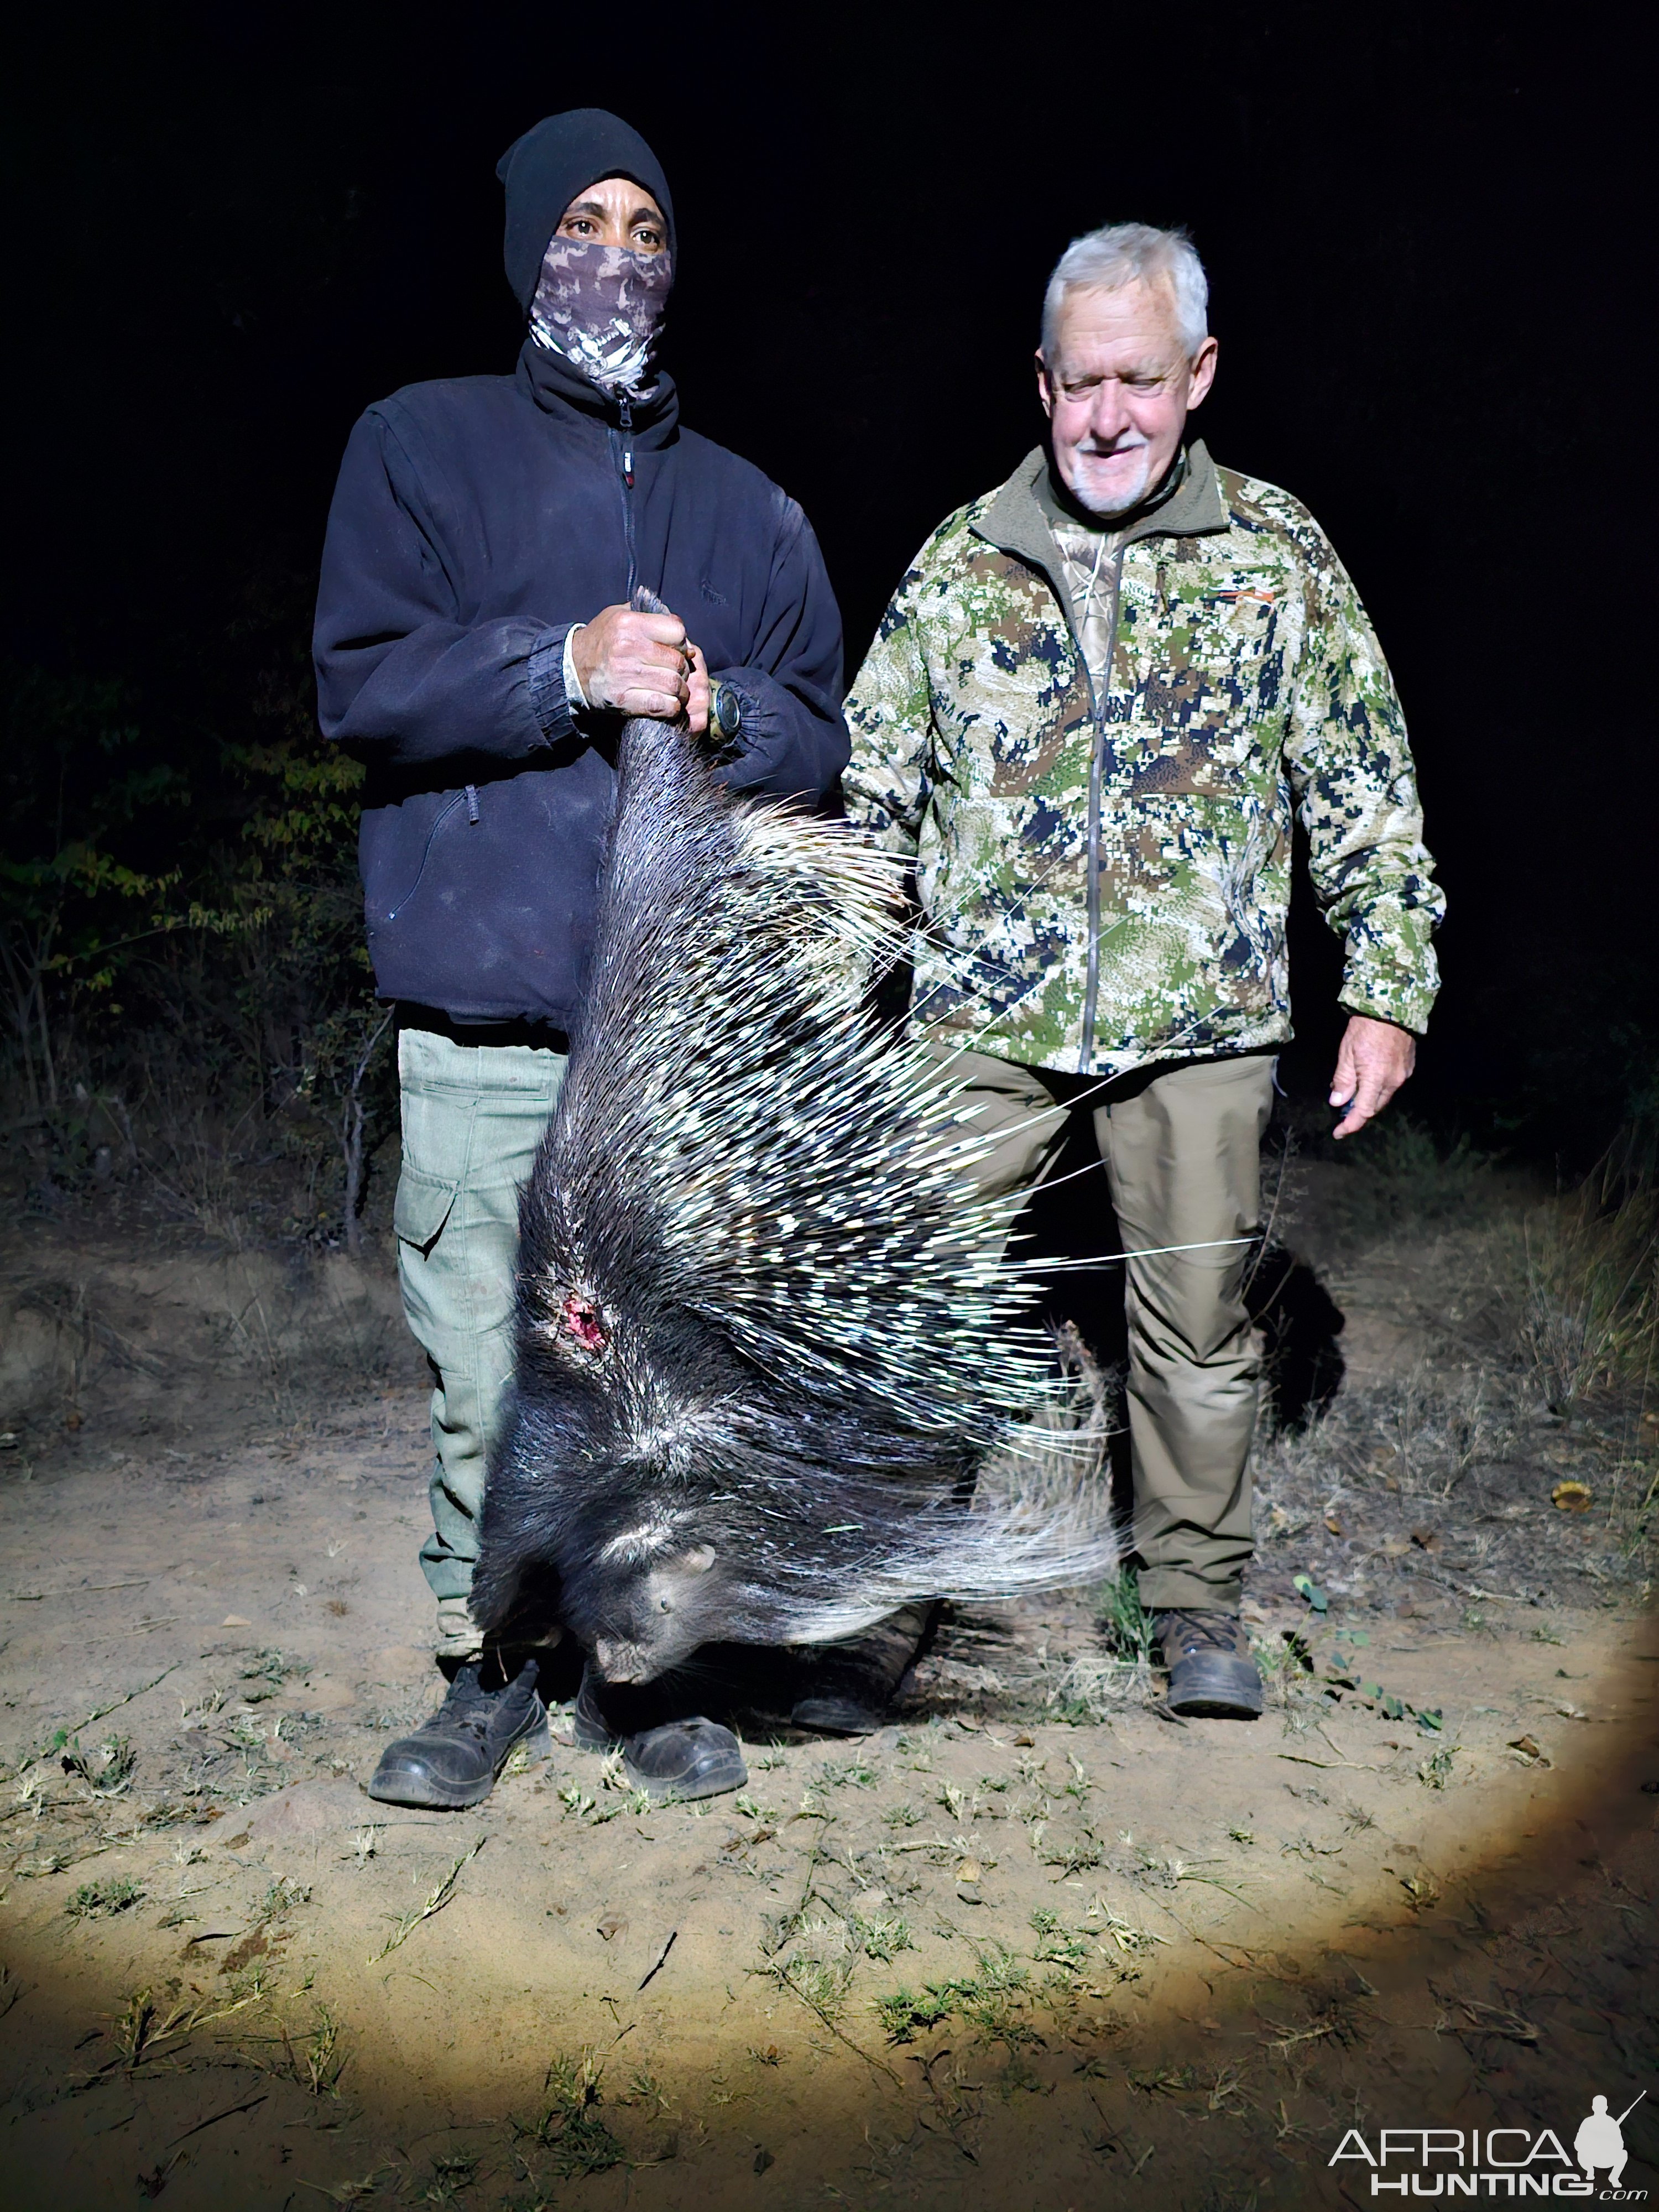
[472,1277,786,1682]
[468,594,1117,1683]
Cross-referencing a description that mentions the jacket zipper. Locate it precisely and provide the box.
[1077,544,1126,1074]
[614,392,639,601]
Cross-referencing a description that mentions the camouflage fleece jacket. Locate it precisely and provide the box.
[843,442,1443,1077]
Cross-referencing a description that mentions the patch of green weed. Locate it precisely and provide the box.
[1042,1831,1104,1876]
[239,1649,309,1702]
[874,1984,955,2043]
[260,1875,311,1919]
[776,1917,857,2016]
[59,1734,137,1796]
[1095,1567,1155,1665]
[820,1757,878,1790]
[874,1945,1034,2047]
[65,1877,143,1919]
[271,2002,347,2096]
[1029,1909,1089,1972]
[515,2049,624,2179]
[856,1913,915,1963]
[422,2152,479,2204]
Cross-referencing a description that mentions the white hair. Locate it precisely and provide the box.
[1041,222,1209,362]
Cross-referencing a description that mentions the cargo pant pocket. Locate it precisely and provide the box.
[394,1167,471,1391]
[393,1168,459,1256]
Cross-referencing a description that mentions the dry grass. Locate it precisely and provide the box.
[1255,1365,1522,1512]
[1040,1568,1156,1721]
[1518,1162,1658,1415]
[1311,1115,1497,1246]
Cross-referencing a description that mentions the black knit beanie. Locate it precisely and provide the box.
[495,109,676,315]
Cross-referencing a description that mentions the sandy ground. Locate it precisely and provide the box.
[1,1169,1655,2210]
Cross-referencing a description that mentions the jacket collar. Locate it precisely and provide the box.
[971,439,1228,592]
[513,335,680,447]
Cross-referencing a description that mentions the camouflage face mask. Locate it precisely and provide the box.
[528,236,672,394]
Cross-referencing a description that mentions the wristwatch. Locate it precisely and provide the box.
[707,681,743,749]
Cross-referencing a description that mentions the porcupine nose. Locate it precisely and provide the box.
[592,1637,642,1683]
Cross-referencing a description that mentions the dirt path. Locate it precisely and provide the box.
[1,1186,1655,2209]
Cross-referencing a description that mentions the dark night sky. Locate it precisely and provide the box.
[6,4,1648,1152]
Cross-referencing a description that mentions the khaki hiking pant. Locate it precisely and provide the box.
[935,1043,1274,1613]
[393,1027,567,1656]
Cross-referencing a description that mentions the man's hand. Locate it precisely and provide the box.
[572,604,703,723]
[685,641,710,739]
[1329,1014,1417,1139]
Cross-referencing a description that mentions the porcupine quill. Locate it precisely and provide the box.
[469,595,1119,1683]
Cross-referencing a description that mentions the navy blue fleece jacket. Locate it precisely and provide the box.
[313,337,847,1029]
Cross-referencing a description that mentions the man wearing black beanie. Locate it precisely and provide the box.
[315,109,848,1809]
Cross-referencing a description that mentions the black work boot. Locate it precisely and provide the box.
[1154,1610,1264,1719]
[572,1666,747,1804]
[367,1657,550,1808]
[791,1603,933,1735]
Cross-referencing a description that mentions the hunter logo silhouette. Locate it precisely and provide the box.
[1576,2093,1644,2190]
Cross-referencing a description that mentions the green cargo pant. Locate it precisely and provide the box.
[934,1042,1275,1613]
[393,1027,567,1652]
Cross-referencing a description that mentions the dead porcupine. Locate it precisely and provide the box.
[470,620,1118,1684]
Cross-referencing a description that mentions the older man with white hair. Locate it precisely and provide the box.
[843,223,1444,1717]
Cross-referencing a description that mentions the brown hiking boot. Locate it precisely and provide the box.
[1154,1609,1264,1719]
